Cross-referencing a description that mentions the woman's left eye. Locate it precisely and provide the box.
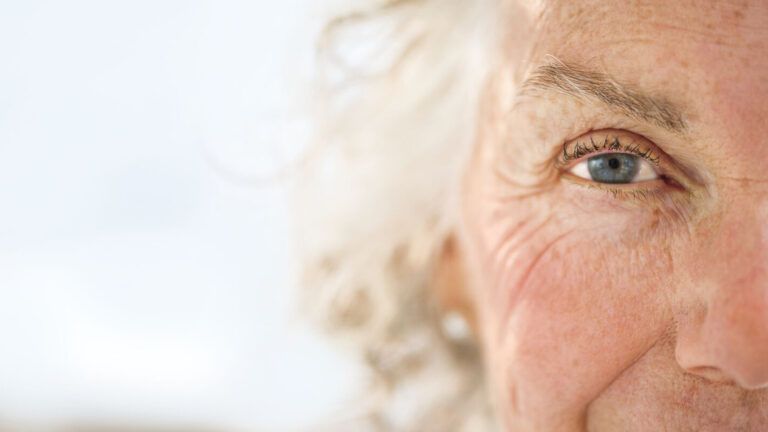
[569,153,659,184]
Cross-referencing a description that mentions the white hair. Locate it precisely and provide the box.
[292,1,503,430]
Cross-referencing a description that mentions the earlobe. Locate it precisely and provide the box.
[433,234,479,341]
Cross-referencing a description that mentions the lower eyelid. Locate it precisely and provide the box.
[565,178,672,206]
[561,171,668,190]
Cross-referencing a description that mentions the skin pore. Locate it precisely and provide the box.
[454,0,768,430]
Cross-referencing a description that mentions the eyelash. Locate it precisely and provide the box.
[561,135,660,166]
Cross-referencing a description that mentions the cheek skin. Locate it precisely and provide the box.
[474,193,676,430]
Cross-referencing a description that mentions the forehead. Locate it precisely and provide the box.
[531,0,768,72]
[538,0,760,41]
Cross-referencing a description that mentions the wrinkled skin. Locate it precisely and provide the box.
[458,1,768,430]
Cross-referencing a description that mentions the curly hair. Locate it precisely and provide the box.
[292,1,504,430]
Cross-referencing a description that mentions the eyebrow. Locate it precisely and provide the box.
[519,60,688,134]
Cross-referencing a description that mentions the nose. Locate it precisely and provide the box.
[675,195,768,390]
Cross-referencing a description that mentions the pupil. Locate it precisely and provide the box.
[608,158,621,169]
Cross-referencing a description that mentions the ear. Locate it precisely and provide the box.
[432,234,478,335]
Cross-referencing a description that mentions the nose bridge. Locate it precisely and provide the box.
[675,186,768,389]
[706,186,768,335]
[706,185,768,278]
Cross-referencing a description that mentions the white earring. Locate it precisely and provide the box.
[441,310,472,342]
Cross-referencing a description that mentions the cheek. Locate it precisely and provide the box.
[470,196,676,425]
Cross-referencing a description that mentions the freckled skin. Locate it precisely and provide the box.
[457,1,768,430]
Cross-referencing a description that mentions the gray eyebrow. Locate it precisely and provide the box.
[519,60,688,134]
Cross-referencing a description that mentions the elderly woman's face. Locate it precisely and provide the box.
[460,0,768,430]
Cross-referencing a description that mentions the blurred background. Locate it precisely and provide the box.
[0,1,361,430]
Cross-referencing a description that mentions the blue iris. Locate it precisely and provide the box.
[587,153,639,184]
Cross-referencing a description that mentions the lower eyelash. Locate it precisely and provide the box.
[604,186,665,202]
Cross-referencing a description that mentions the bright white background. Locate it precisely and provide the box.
[0,1,359,430]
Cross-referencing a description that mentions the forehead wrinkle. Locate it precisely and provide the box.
[518,58,689,134]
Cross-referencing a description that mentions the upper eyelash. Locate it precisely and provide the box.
[561,136,661,165]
